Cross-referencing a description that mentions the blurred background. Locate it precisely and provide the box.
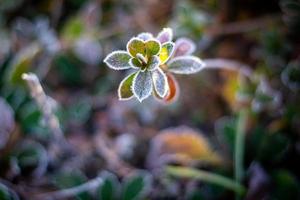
[0,0,300,199]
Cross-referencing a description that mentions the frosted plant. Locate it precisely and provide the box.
[104,28,205,102]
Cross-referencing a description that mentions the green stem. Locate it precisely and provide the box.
[166,166,246,195]
[234,109,248,200]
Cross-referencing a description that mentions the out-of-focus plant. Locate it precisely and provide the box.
[147,126,221,168]
[0,98,15,150]
[281,60,300,91]
[104,28,205,102]
[97,171,152,200]
[169,2,211,39]
[280,0,300,35]
[0,183,19,200]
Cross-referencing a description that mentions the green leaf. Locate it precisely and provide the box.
[53,170,92,200]
[0,183,19,200]
[132,71,153,102]
[159,42,174,64]
[118,72,137,100]
[168,56,205,74]
[152,68,168,98]
[145,39,161,56]
[0,184,10,200]
[12,140,48,177]
[122,172,151,200]
[104,51,132,70]
[98,172,120,200]
[157,28,173,44]
[61,17,85,42]
[8,44,40,85]
[129,58,143,69]
[271,170,300,200]
[127,38,145,57]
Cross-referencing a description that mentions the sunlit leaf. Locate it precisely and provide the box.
[145,39,161,56]
[104,51,132,70]
[61,17,85,43]
[220,70,240,110]
[148,126,221,167]
[132,71,152,102]
[152,68,168,98]
[118,72,137,100]
[173,38,196,57]
[167,56,205,74]
[8,44,40,85]
[127,38,145,57]
[122,171,151,200]
[157,28,173,44]
[159,42,174,64]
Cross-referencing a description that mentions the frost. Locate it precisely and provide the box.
[168,56,205,74]
[104,51,132,70]
[152,68,168,98]
[132,71,153,102]
[118,72,137,100]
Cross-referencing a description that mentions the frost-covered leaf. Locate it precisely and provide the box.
[122,171,152,200]
[168,56,205,74]
[0,98,15,150]
[159,42,174,64]
[104,51,132,70]
[157,28,173,44]
[152,68,168,98]
[127,38,145,57]
[129,58,143,69]
[173,38,196,57]
[137,32,153,41]
[146,55,160,71]
[132,71,152,102]
[145,39,161,56]
[118,72,137,100]
[127,38,160,58]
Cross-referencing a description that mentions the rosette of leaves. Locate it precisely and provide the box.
[104,28,205,102]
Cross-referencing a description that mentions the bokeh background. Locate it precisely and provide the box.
[0,0,300,199]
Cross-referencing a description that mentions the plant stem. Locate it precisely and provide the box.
[166,166,246,195]
[234,109,248,200]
